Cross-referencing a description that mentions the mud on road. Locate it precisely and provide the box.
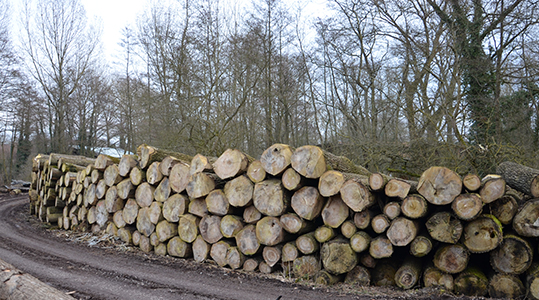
[0,194,485,300]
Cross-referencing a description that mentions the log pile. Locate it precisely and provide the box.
[29,145,539,298]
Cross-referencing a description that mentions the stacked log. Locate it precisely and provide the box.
[29,146,539,299]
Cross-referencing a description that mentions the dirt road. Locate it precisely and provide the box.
[0,194,475,300]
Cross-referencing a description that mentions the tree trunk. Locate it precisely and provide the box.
[369,236,393,259]
[488,273,525,299]
[314,270,343,285]
[192,235,209,263]
[350,231,371,253]
[453,267,488,297]
[83,183,98,206]
[210,240,232,267]
[528,263,539,300]
[91,169,103,184]
[463,174,481,192]
[497,161,539,197]
[235,225,260,255]
[223,175,253,207]
[246,160,266,183]
[340,178,375,212]
[490,234,533,274]
[426,211,463,244]
[385,179,417,199]
[243,257,262,272]
[199,215,223,244]
[451,193,483,220]
[253,179,290,217]
[433,244,469,274]
[118,226,135,244]
[159,156,183,177]
[321,237,358,275]
[281,168,305,191]
[146,162,163,185]
[462,214,503,253]
[178,214,200,243]
[167,236,192,258]
[139,234,152,253]
[256,216,287,246]
[156,220,178,242]
[189,154,216,176]
[260,143,294,176]
[95,200,111,227]
[162,194,188,222]
[169,162,190,193]
[321,195,349,228]
[417,166,462,205]
[154,177,170,203]
[136,207,155,237]
[135,182,154,208]
[262,245,282,267]
[220,215,244,238]
[290,186,324,221]
[395,257,421,289]
[280,213,313,235]
[118,154,139,177]
[479,174,505,204]
[113,210,126,229]
[513,198,539,237]
[213,149,251,180]
[137,144,192,169]
[386,217,418,246]
[296,232,319,255]
[122,198,139,225]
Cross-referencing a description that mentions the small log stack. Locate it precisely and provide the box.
[29,145,539,299]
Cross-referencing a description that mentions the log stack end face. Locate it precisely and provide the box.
[417,166,462,205]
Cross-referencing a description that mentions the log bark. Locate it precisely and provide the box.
[122,198,139,225]
[162,194,188,222]
[386,217,418,246]
[169,162,190,193]
[463,174,481,192]
[340,220,357,239]
[153,177,170,203]
[350,231,371,253]
[192,235,210,263]
[235,225,260,255]
[462,214,503,253]
[243,205,262,224]
[409,234,433,258]
[186,172,217,199]
[426,211,463,244]
[344,265,371,286]
[383,201,401,220]
[129,166,145,186]
[146,162,163,185]
[290,186,324,221]
[118,154,139,177]
[178,214,200,243]
[256,216,286,246]
[369,236,393,259]
[394,257,421,290]
[280,213,313,235]
[453,267,488,297]
[433,244,469,274]
[213,149,251,180]
[479,174,505,204]
[281,242,298,263]
[281,168,305,191]
[253,179,290,217]
[451,193,483,220]
[137,144,192,169]
[385,179,417,199]
[488,273,525,299]
[156,220,178,242]
[246,160,266,183]
[296,232,319,255]
[314,225,335,243]
[205,189,230,216]
[513,198,539,237]
[223,175,253,207]
[262,245,282,267]
[417,166,462,205]
[199,215,223,244]
[260,143,294,176]
[496,161,539,197]
[220,215,243,238]
[321,195,349,228]
[167,236,192,258]
[135,182,154,208]
[227,246,245,270]
[490,234,533,274]
[340,178,375,212]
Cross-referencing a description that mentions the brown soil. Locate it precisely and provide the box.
[0,193,490,300]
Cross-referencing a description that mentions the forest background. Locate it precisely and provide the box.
[1,0,539,183]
